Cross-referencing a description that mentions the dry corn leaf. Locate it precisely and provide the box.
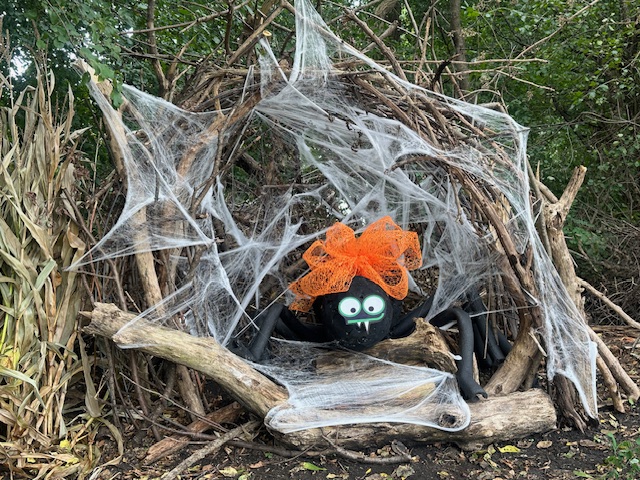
[0,366,45,407]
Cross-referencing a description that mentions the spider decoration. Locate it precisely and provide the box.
[232,217,510,401]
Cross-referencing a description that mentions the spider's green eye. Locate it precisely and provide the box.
[363,295,385,315]
[338,297,361,318]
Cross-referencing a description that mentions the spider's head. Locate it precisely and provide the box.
[312,276,394,351]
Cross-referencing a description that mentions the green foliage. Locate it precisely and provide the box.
[576,433,640,479]
[564,217,607,262]
[3,0,637,305]
[3,0,126,92]
[602,433,640,479]
[573,433,640,480]
[459,0,639,293]
[463,1,638,176]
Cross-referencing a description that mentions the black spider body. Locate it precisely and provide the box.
[230,217,516,400]
[231,275,509,401]
[311,276,403,350]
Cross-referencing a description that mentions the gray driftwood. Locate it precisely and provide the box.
[280,388,556,451]
[82,303,287,417]
[83,302,557,449]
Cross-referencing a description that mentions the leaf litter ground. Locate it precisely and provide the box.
[86,325,640,480]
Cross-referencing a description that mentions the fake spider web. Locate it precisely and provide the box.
[74,0,597,433]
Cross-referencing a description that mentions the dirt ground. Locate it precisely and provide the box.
[86,326,640,479]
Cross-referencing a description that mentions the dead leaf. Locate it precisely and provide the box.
[392,464,415,478]
[536,440,553,449]
[219,466,238,477]
[365,474,388,480]
[516,439,534,449]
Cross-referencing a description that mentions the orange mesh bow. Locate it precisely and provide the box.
[289,216,422,311]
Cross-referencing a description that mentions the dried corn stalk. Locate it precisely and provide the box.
[0,39,120,476]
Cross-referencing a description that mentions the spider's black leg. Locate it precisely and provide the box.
[472,321,493,369]
[274,306,328,343]
[232,304,331,362]
[389,296,434,338]
[465,290,511,368]
[230,304,285,362]
[472,312,505,368]
[432,307,488,401]
[498,329,512,356]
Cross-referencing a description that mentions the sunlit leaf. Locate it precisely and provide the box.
[498,445,521,453]
[302,462,326,471]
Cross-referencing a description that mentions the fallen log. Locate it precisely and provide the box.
[82,303,287,417]
[279,388,556,451]
[83,302,557,450]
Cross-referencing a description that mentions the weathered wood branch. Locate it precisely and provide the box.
[539,165,639,419]
[344,9,407,81]
[541,165,590,427]
[82,303,288,417]
[280,389,556,451]
[162,420,261,480]
[543,165,587,314]
[144,402,244,464]
[579,278,640,331]
[84,303,557,450]
[588,328,640,402]
[596,356,624,413]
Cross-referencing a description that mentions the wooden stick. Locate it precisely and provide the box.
[596,356,625,413]
[162,420,260,480]
[144,402,244,464]
[226,5,284,66]
[588,328,640,401]
[579,278,640,331]
[322,435,412,463]
[82,303,288,417]
[344,10,407,81]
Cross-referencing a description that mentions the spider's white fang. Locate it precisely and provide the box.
[356,321,370,332]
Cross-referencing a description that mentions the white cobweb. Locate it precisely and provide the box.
[73,0,597,433]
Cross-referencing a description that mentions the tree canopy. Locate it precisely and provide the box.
[3,0,638,309]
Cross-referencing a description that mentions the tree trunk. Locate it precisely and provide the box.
[450,0,470,94]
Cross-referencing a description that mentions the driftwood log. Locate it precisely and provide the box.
[83,302,556,450]
[282,389,556,451]
[83,303,287,417]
